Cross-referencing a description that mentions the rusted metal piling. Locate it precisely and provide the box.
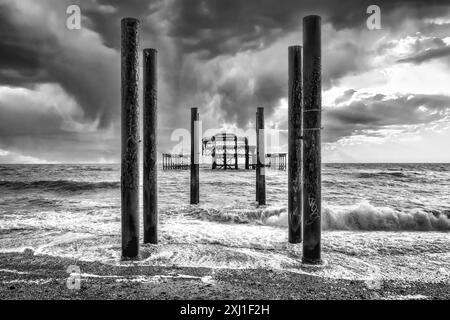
[302,15,322,264]
[256,107,266,205]
[234,136,238,169]
[223,134,227,170]
[244,137,249,170]
[288,45,303,244]
[256,112,259,201]
[190,108,200,204]
[143,48,157,244]
[121,18,140,259]
[212,136,217,169]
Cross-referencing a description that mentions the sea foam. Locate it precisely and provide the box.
[266,201,450,231]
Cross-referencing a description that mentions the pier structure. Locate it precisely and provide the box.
[267,153,287,170]
[202,133,251,170]
[162,153,190,170]
[120,15,323,264]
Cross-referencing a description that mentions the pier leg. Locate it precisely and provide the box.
[245,137,249,169]
[234,136,238,169]
[256,107,266,205]
[190,108,200,204]
[223,134,227,170]
[302,15,322,264]
[143,48,157,244]
[212,136,216,169]
[288,45,303,244]
[121,18,140,259]
[256,112,259,201]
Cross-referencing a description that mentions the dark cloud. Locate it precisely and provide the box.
[82,0,160,49]
[0,1,121,128]
[335,89,356,104]
[0,0,450,162]
[0,105,63,137]
[398,45,450,64]
[323,93,450,142]
[216,71,285,127]
[0,131,118,163]
[0,5,55,87]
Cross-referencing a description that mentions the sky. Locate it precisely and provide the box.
[0,0,449,163]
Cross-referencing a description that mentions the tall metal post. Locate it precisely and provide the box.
[245,137,249,170]
[121,17,140,259]
[288,45,303,244]
[302,15,322,264]
[190,108,200,204]
[143,48,158,244]
[256,107,266,205]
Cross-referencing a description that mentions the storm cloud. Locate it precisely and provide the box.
[398,45,450,64]
[0,0,449,162]
[324,92,450,143]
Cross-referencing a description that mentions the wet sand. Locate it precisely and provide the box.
[1,238,449,300]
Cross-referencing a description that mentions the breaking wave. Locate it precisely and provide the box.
[184,202,450,232]
[179,202,450,231]
[183,206,286,224]
[264,202,450,231]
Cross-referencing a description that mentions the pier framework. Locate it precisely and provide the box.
[120,15,323,264]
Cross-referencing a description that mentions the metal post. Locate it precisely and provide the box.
[234,136,238,169]
[302,15,322,264]
[245,137,249,170]
[121,17,140,259]
[143,48,157,244]
[256,112,259,201]
[256,107,266,205]
[212,136,217,169]
[288,45,303,244]
[223,134,227,170]
[190,108,200,204]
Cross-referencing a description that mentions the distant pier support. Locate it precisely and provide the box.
[302,15,322,264]
[222,134,227,170]
[162,153,189,169]
[234,136,238,169]
[288,45,303,244]
[212,136,217,169]
[190,108,200,204]
[121,17,140,259]
[256,107,266,205]
[244,137,249,170]
[143,48,158,244]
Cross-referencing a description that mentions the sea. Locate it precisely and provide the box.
[0,163,449,283]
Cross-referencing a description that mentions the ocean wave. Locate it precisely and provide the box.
[265,202,450,231]
[174,201,450,231]
[182,206,286,224]
[0,180,120,192]
[357,171,410,179]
